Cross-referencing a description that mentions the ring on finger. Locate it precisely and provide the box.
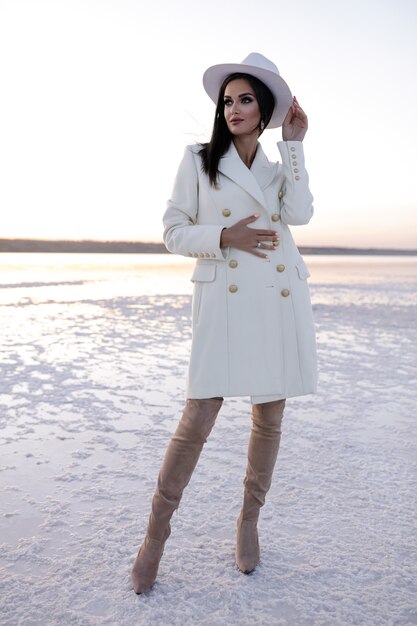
[256,241,262,248]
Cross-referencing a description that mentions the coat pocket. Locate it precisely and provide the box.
[296,257,311,280]
[191,263,217,283]
[191,263,217,325]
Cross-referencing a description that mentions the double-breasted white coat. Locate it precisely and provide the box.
[163,139,317,402]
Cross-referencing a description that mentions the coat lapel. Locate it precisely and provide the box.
[250,143,277,191]
[218,142,274,210]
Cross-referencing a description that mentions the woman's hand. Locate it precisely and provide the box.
[220,214,279,259]
[282,96,308,142]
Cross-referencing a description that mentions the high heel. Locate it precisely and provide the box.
[236,511,259,574]
[131,530,170,594]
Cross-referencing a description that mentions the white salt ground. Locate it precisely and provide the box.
[1,266,417,626]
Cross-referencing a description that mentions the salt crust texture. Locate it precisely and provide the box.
[1,281,416,625]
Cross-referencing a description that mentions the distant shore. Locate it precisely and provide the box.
[0,239,416,255]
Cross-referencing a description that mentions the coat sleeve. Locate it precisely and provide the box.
[163,146,227,260]
[277,141,314,225]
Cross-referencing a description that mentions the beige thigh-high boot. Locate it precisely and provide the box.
[131,397,223,594]
[236,399,285,574]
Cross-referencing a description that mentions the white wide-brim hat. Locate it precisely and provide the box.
[202,52,292,129]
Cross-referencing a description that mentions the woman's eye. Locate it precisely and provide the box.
[241,97,253,104]
[224,99,232,107]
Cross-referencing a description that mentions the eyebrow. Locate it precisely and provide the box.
[224,92,254,99]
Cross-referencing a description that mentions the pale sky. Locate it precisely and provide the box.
[1,0,416,248]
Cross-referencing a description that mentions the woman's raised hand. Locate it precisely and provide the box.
[282,96,308,142]
[220,214,279,259]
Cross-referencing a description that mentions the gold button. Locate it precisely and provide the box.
[291,154,297,159]
[293,168,299,173]
[205,253,210,257]
[229,284,238,293]
[278,191,284,199]
[277,264,285,272]
[295,175,300,180]
[281,289,290,297]
[292,161,298,166]
[222,208,231,217]
[199,253,205,258]
[271,213,280,222]
[211,253,216,258]
[290,147,296,151]
[229,260,238,268]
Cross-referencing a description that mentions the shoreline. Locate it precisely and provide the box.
[1,239,416,255]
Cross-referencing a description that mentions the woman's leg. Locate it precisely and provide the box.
[236,399,286,574]
[131,397,223,594]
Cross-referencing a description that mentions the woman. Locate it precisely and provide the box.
[131,52,316,594]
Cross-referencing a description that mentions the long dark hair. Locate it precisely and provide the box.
[199,73,275,186]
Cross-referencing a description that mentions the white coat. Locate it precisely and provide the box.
[163,140,317,402]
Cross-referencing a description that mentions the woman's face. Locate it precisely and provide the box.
[223,78,261,138]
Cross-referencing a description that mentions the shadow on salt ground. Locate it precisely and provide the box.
[1,291,417,626]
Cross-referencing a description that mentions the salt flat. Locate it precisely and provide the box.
[0,262,416,625]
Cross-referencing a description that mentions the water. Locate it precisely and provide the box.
[0,252,416,304]
[0,254,416,626]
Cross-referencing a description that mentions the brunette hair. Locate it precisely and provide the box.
[199,73,275,186]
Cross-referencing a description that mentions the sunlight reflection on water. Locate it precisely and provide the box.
[0,253,416,306]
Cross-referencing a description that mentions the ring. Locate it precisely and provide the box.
[256,241,262,248]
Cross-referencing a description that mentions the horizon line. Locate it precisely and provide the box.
[0,238,416,256]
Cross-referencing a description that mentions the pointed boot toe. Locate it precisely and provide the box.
[236,514,260,574]
[131,536,166,594]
